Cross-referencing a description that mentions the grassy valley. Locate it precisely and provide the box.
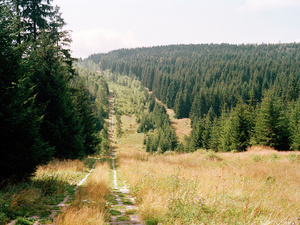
[110,77,300,224]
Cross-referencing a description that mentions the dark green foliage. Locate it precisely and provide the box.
[137,115,154,133]
[289,99,300,150]
[189,115,212,151]
[28,34,85,159]
[80,30,300,152]
[252,91,289,150]
[144,101,177,153]
[83,44,300,124]
[228,101,253,151]
[0,0,105,181]
[0,3,53,180]
[116,114,123,138]
[13,0,61,42]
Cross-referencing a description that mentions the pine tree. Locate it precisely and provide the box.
[19,0,55,40]
[0,3,53,180]
[29,33,85,159]
[73,80,100,155]
[174,89,185,119]
[289,99,300,150]
[229,101,251,151]
[252,91,289,150]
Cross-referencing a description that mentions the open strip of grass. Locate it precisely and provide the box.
[56,163,110,225]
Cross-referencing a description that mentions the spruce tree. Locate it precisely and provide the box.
[289,99,300,150]
[0,3,53,180]
[19,0,54,40]
[252,91,289,150]
[229,101,251,151]
[29,33,84,159]
[72,80,100,155]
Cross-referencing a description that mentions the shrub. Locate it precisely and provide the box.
[204,150,223,161]
[270,153,280,162]
[252,154,262,162]
[288,153,300,162]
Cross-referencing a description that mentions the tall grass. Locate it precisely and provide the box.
[34,159,86,184]
[0,159,91,224]
[56,163,110,225]
[118,149,300,224]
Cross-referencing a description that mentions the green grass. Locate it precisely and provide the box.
[288,153,300,162]
[106,193,118,205]
[121,198,133,205]
[15,217,35,225]
[116,215,130,222]
[39,218,53,224]
[125,209,138,215]
[109,209,122,216]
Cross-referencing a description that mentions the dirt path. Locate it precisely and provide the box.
[108,90,144,225]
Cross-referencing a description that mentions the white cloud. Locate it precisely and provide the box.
[70,29,141,58]
[239,0,300,12]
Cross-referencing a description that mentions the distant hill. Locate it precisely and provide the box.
[83,43,300,121]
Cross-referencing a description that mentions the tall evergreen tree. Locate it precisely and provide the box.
[0,3,53,180]
[252,91,289,150]
[20,0,54,40]
[29,33,85,159]
[289,99,300,150]
[229,101,252,151]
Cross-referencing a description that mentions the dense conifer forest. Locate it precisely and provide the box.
[81,43,300,152]
[0,0,108,182]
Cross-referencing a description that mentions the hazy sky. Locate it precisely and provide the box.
[52,0,300,58]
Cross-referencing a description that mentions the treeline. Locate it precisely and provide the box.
[0,1,107,181]
[84,44,300,123]
[188,91,299,152]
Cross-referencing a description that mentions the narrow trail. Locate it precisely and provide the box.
[108,90,144,225]
[6,160,99,225]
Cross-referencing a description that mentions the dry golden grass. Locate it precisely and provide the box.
[56,163,110,225]
[80,162,110,202]
[37,159,85,173]
[55,205,106,225]
[34,159,86,184]
[118,148,300,224]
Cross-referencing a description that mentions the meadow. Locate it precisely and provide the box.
[116,122,300,224]
[112,81,300,224]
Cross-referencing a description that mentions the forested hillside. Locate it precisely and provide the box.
[81,44,300,152]
[0,1,108,181]
[85,44,300,120]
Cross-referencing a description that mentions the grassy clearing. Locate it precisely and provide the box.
[56,162,110,225]
[0,158,94,225]
[118,148,300,224]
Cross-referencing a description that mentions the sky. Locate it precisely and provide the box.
[52,0,300,59]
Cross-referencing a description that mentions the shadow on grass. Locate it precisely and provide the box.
[0,176,73,224]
